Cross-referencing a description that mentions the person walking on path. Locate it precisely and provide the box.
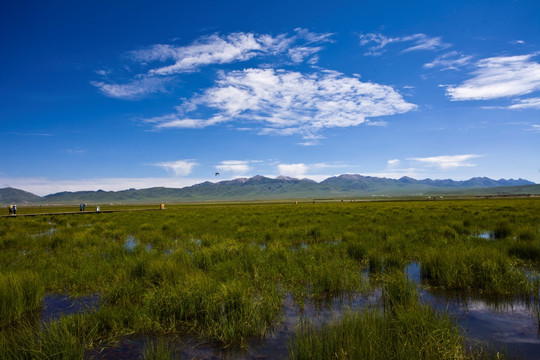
[8,205,13,215]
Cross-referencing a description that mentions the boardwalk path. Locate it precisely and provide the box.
[0,208,162,218]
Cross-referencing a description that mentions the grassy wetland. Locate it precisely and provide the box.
[1,198,540,359]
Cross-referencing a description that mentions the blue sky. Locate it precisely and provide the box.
[1,0,539,195]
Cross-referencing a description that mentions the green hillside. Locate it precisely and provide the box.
[1,175,538,205]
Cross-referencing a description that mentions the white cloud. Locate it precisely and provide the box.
[216,160,252,174]
[423,51,472,70]
[149,68,417,137]
[401,34,447,52]
[387,159,401,168]
[93,30,334,100]
[129,30,332,76]
[530,124,540,132]
[407,154,482,170]
[151,116,225,129]
[91,77,172,99]
[278,163,308,177]
[507,97,540,110]
[153,160,198,176]
[133,33,283,75]
[288,46,322,63]
[446,54,540,100]
[359,32,449,56]
[294,28,334,44]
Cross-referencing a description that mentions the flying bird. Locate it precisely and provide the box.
[215,172,220,176]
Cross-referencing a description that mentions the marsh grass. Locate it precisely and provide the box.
[1,198,539,357]
[421,245,531,295]
[142,338,175,360]
[289,272,471,360]
[142,275,282,347]
[0,271,44,326]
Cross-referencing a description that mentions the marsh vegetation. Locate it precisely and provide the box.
[1,198,539,359]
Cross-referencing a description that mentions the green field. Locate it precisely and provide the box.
[1,199,539,359]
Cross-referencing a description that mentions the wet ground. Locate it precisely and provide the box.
[41,263,540,359]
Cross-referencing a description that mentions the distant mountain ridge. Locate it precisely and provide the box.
[0,175,537,204]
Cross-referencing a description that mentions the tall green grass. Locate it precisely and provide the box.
[0,271,44,326]
[0,198,538,356]
[289,272,472,360]
[421,246,531,296]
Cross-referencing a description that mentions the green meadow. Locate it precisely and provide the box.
[1,198,539,359]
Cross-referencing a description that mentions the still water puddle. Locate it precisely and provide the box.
[41,293,99,323]
[406,262,540,358]
[31,228,56,237]
[477,231,494,240]
[124,235,137,252]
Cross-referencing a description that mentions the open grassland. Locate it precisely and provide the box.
[1,198,539,358]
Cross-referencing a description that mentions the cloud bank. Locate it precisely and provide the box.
[407,154,482,170]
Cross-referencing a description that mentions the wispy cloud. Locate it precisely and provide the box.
[530,124,540,132]
[423,51,472,70]
[91,77,173,99]
[359,32,449,56]
[216,160,252,175]
[152,160,198,176]
[130,32,289,76]
[445,54,540,100]
[407,154,482,170]
[149,68,417,139]
[93,29,333,99]
[129,29,333,73]
[2,131,53,137]
[507,97,540,110]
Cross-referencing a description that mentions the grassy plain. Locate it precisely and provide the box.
[0,198,539,358]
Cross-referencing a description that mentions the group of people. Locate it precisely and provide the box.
[79,203,87,211]
[8,204,17,215]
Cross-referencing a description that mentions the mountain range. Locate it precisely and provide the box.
[0,175,537,205]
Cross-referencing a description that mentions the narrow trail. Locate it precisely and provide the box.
[0,208,163,218]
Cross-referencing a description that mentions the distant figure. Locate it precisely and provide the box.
[83,203,86,211]
[80,204,83,212]
[13,205,17,215]
[8,204,13,215]
[96,206,100,212]
[160,203,165,210]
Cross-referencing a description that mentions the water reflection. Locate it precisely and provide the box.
[124,235,137,252]
[477,231,493,240]
[404,262,540,358]
[41,293,100,323]
[85,262,540,359]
